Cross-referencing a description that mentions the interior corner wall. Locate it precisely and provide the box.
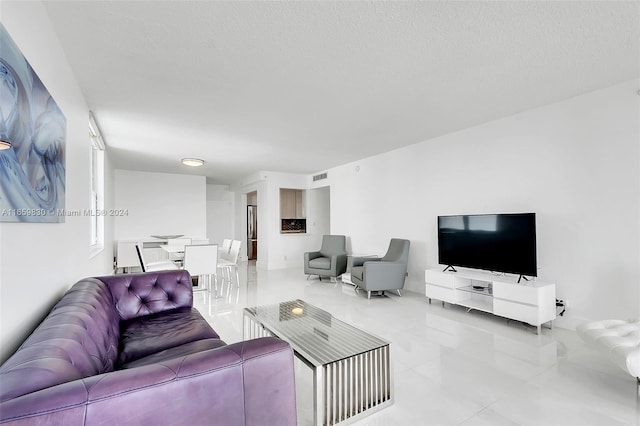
[328,80,639,329]
[113,170,206,239]
[0,1,115,363]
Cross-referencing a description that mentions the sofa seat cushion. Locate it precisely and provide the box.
[120,338,228,369]
[118,307,219,366]
[308,257,331,270]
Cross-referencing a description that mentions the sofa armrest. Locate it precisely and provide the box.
[224,338,297,425]
[0,337,296,426]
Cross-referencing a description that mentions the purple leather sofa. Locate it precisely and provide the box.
[0,270,297,425]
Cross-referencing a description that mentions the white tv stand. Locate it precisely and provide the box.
[425,267,556,334]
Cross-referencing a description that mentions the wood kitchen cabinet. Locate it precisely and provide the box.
[280,188,304,219]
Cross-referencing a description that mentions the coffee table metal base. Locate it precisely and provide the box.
[244,314,392,426]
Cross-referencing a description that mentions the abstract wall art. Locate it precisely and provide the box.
[0,24,66,223]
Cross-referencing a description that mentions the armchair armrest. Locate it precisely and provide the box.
[350,256,379,268]
[331,253,348,276]
[0,338,296,426]
[304,251,323,262]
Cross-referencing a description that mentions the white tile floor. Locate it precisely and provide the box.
[193,262,639,426]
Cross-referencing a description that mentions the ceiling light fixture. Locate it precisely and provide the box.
[0,140,12,150]
[181,158,205,167]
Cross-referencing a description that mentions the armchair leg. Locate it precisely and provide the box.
[306,275,311,281]
[367,291,371,300]
[396,289,402,297]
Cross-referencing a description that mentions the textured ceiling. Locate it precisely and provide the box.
[42,1,639,184]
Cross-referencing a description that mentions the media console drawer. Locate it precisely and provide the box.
[425,284,457,304]
[493,299,542,325]
[425,270,455,288]
[492,281,541,305]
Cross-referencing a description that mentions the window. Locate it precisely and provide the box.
[89,113,105,257]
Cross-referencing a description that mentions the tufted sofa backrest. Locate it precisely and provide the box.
[0,278,121,403]
[98,270,193,321]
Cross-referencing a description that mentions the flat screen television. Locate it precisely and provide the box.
[438,213,537,277]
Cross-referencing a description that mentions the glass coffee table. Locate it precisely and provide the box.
[244,300,392,426]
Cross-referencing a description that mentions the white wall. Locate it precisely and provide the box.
[206,184,234,245]
[327,80,639,328]
[113,170,206,239]
[307,186,331,240]
[0,2,115,362]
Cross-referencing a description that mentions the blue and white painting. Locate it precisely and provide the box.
[0,24,66,222]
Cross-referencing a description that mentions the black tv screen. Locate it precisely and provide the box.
[438,213,537,276]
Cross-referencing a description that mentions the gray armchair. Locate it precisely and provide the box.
[350,239,410,299]
[304,235,348,282]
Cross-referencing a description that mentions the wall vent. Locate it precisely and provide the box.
[313,172,328,182]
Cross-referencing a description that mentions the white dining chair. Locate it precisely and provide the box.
[219,239,232,261]
[218,240,241,285]
[166,237,192,265]
[183,244,218,294]
[135,244,179,272]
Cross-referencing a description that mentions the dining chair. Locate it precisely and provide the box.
[183,244,218,294]
[218,240,241,285]
[219,239,232,261]
[135,244,179,272]
[166,237,192,266]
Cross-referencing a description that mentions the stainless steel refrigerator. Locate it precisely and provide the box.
[247,205,257,260]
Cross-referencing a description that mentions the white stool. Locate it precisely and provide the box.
[577,319,640,400]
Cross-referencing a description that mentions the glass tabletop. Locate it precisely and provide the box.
[244,299,389,366]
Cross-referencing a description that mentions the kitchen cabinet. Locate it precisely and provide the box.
[280,188,304,219]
